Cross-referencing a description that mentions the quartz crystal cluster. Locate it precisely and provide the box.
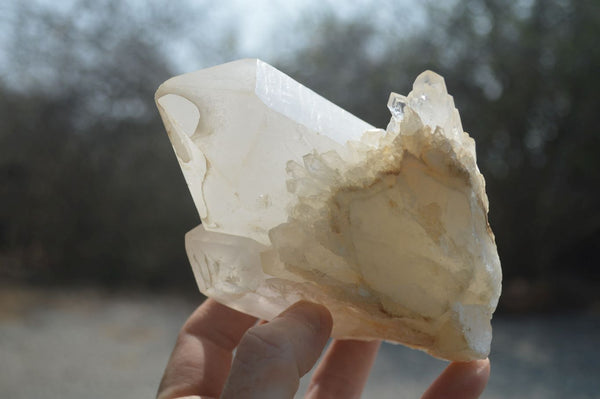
[155,59,502,361]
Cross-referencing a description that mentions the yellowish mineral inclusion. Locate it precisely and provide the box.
[155,59,502,361]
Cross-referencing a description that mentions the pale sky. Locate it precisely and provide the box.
[167,0,427,71]
[0,0,427,85]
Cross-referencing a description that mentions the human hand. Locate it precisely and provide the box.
[157,299,490,399]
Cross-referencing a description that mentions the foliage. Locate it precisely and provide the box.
[0,0,203,287]
[1,0,598,307]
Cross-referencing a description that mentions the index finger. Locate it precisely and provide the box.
[221,301,333,399]
[157,299,258,399]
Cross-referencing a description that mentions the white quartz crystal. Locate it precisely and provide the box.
[156,59,502,361]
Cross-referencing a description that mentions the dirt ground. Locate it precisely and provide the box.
[1,285,598,398]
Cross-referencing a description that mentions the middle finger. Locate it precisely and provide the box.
[305,339,381,399]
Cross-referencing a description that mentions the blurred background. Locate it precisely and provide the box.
[1,0,599,398]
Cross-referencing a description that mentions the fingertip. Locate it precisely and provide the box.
[279,301,333,338]
[157,299,258,399]
[473,358,491,392]
[221,301,333,398]
[468,358,491,397]
[422,358,491,399]
[306,339,381,398]
[475,358,491,379]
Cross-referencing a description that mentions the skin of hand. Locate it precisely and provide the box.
[157,299,490,399]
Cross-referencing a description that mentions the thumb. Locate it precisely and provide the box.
[221,301,333,399]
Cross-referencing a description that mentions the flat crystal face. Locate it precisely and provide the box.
[156,59,502,361]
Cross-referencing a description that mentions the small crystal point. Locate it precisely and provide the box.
[408,70,463,141]
[414,70,448,94]
[157,60,502,361]
[388,93,407,121]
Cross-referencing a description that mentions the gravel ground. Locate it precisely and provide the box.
[1,286,599,398]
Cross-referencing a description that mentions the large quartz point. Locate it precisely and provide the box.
[155,59,502,361]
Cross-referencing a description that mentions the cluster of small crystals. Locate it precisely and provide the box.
[156,60,501,361]
[268,71,500,360]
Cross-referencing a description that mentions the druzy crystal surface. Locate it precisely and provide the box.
[155,59,502,361]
